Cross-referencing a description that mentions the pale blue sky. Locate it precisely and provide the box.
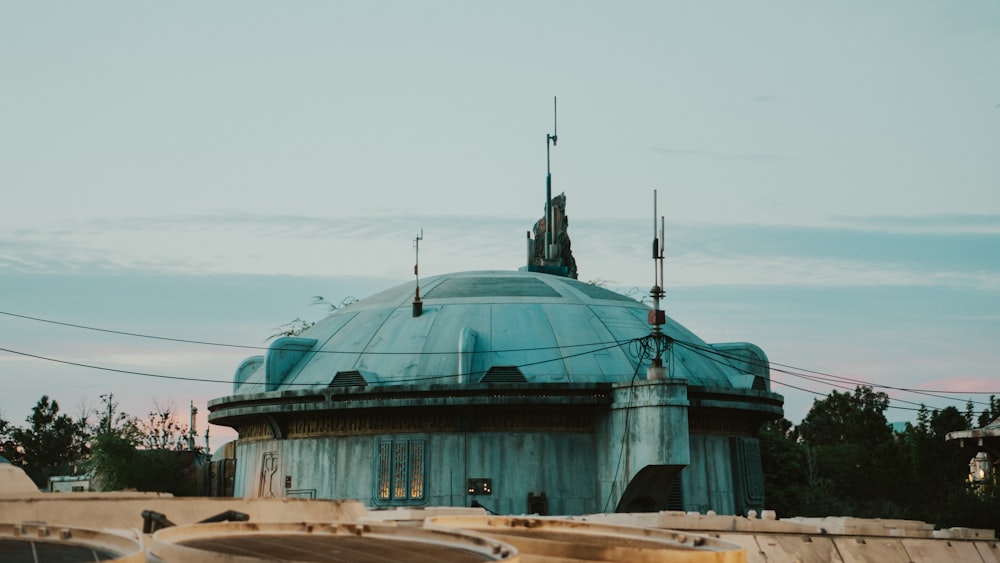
[2,2,998,446]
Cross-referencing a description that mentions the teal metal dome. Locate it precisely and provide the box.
[231,271,768,394]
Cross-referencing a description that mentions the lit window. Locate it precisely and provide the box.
[376,438,426,503]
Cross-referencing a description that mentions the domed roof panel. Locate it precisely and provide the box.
[232,271,754,393]
[424,275,563,299]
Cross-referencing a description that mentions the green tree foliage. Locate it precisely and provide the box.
[88,395,203,495]
[0,414,18,462]
[2,396,89,488]
[977,395,1000,428]
[797,386,892,449]
[1,394,205,495]
[759,418,811,515]
[761,385,1000,532]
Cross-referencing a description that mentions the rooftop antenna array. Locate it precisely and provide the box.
[647,190,669,380]
[545,96,559,264]
[412,229,424,317]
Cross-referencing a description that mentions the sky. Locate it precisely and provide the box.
[2,2,998,451]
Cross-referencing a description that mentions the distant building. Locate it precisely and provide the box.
[947,416,999,487]
[48,474,92,493]
[209,265,782,514]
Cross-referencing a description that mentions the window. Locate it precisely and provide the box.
[376,438,426,504]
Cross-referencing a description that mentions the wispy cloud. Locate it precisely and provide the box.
[4,213,999,291]
[650,146,795,162]
[914,377,1000,394]
[830,214,1000,234]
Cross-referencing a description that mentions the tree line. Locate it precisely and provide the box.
[0,393,202,494]
[3,384,998,530]
[761,385,1000,532]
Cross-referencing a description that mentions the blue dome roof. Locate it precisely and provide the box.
[231,271,765,393]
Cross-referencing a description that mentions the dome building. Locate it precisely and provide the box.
[208,239,783,515]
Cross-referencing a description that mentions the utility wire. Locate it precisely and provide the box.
[0,346,233,385]
[3,309,997,406]
[674,339,939,409]
[0,338,643,387]
[603,340,649,513]
[674,340,976,413]
[0,310,628,356]
[673,338,998,407]
[767,379,924,412]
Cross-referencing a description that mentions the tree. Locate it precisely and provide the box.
[5,396,90,488]
[88,397,202,495]
[138,404,193,451]
[87,393,143,491]
[759,418,809,516]
[977,395,1000,428]
[797,386,892,449]
[762,386,998,532]
[0,414,18,462]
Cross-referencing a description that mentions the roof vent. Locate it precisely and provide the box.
[329,371,368,387]
[481,366,527,383]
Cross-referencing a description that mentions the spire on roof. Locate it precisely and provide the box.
[525,192,578,279]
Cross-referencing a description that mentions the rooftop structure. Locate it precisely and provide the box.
[209,111,783,515]
[947,416,1000,486]
[208,265,782,515]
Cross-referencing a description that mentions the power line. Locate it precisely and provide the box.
[673,338,998,403]
[0,310,628,356]
[0,337,643,388]
[768,379,923,412]
[3,309,997,407]
[0,346,233,385]
[672,339,988,412]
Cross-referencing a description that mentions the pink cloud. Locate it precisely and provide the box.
[916,377,1000,394]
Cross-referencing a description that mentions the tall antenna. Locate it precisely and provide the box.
[647,190,668,380]
[412,229,424,317]
[545,96,558,263]
[188,400,198,450]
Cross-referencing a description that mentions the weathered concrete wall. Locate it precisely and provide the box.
[465,431,597,515]
[235,430,598,514]
[685,433,737,514]
[597,379,690,512]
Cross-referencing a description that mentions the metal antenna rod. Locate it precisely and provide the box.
[545,96,558,262]
[648,190,668,379]
[412,229,424,317]
[414,229,424,296]
[659,216,665,296]
[653,190,659,287]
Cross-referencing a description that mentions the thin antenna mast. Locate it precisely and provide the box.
[412,229,424,317]
[647,190,668,380]
[188,400,197,450]
[545,96,558,263]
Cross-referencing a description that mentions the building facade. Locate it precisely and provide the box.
[208,270,783,515]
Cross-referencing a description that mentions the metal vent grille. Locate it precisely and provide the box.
[751,376,766,391]
[329,371,368,387]
[665,475,684,511]
[481,366,527,383]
